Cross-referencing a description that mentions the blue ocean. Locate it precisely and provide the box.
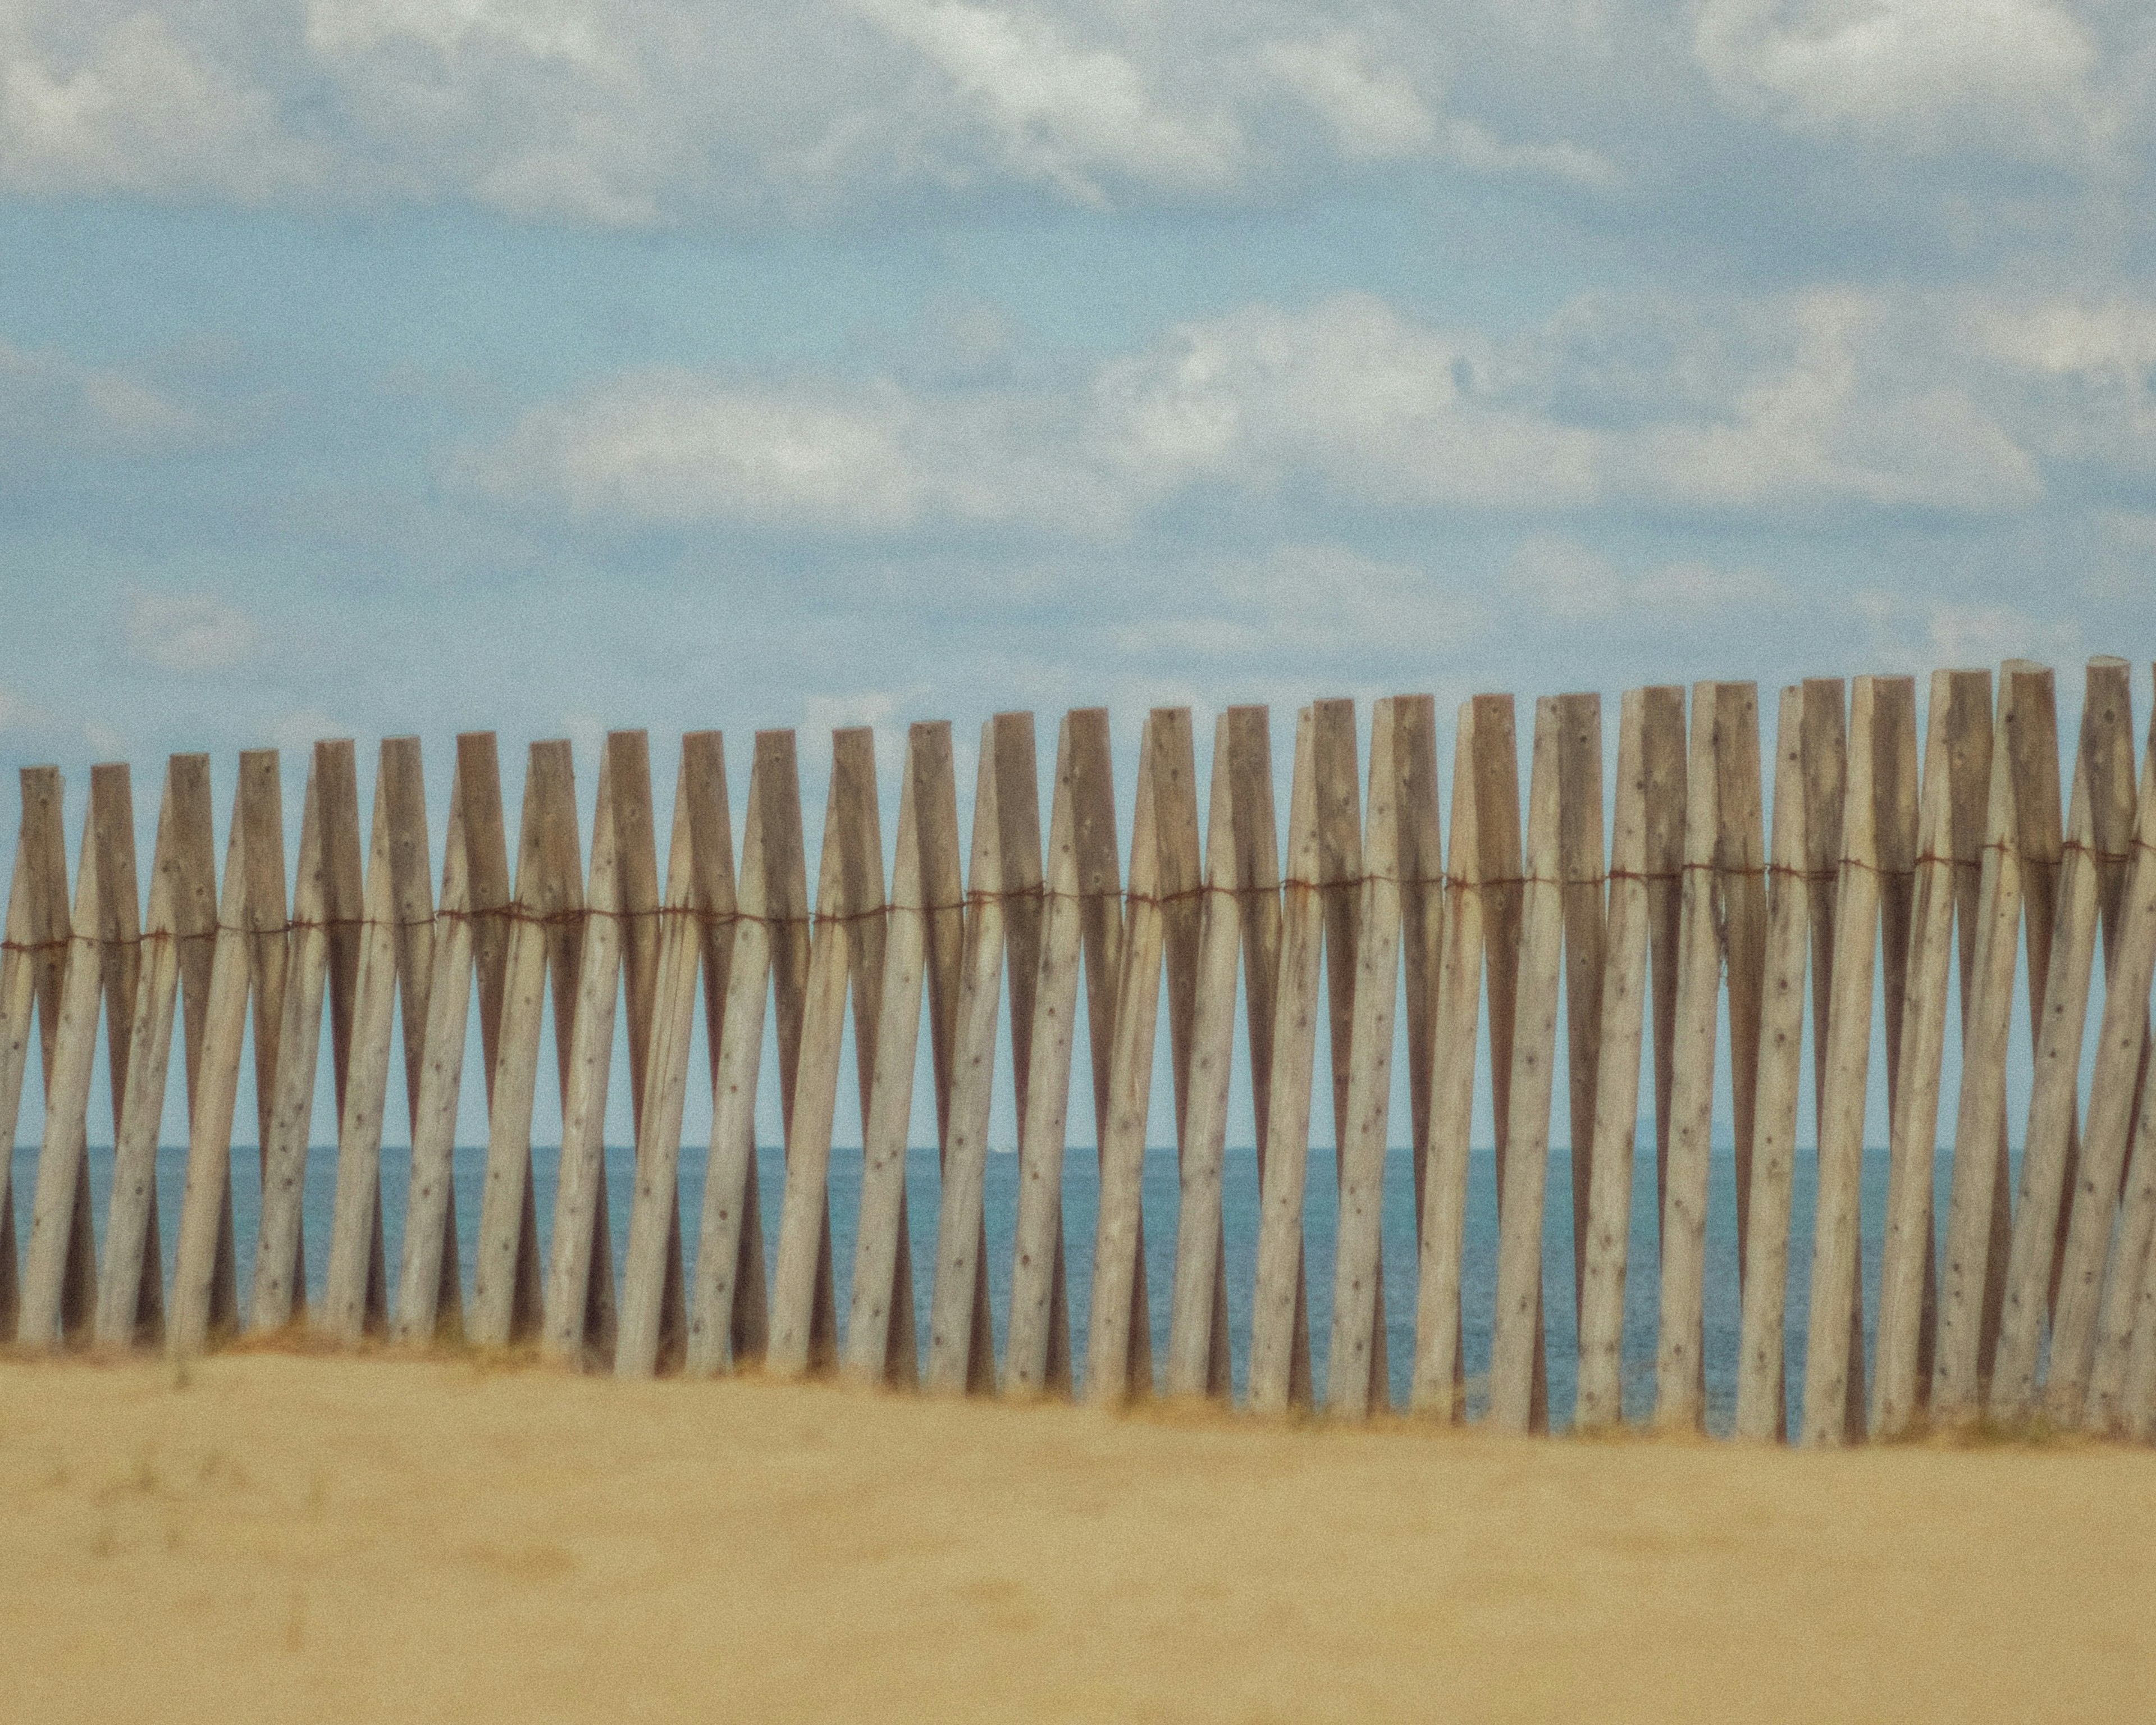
[10,1137,1930,1434]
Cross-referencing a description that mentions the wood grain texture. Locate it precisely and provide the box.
[1576,691,1649,1431]
[925,723,1011,1393]
[770,728,880,1379]
[1715,686,1767,1290]
[1556,693,1605,1324]
[0,768,65,1339]
[1473,696,1532,1422]
[314,741,426,1341]
[470,740,580,1349]
[1328,699,1406,1417]
[1654,685,1721,1433]
[20,766,120,1345]
[1411,707,1484,1420]
[1733,688,1808,1442]
[617,732,733,1377]
[1800,679,1882,1447]
[1641,689,1688,1223]
[393,735,510,1343]
[847,725,942,1389]
[1164,712,1245,1398]
[1489,699,1563,1432]
[543,732,659,1367]
[1990,709,2104,1421]
[1871,679,1957,1436]
[2050,695,2156,1422]
[97,755,212,1346]
[686,732,805,1373]
[1249,708,1324,1416]
[246,748,337,1334]
[1932,692,2025,1421]
[170,751,281,1354]
[1085,712,1178,1404]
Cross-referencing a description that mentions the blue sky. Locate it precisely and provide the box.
[3,0,2154,1149]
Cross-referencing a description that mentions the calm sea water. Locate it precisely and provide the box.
[10,1137,1933,1434]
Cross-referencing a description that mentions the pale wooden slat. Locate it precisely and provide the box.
[1166,711,1246,1398]
[1642,689,1688,1220]
[846,725,938,1388]
[988,713,1042,1386]
[2090,710,2156,1429]
[170,751,280,1354]
[616,732,732,1377]
[1556,692,1605,1323]
[1085,711,1175,1403]
[1732,687,1810,1441]
[1799,679,1866,1436]
[753,732,813,1361]
[20,766,118,1345]
[1251,700,1356,1411]
[1871,678,1959,1435]
[1715,684,1767,1287]
[1489,697,1563,1432]
[1473,694,1533,1421]
[2048,660,2137,1318]
[97,756,210,1345]
[469,740,580,1348]
[1990,719,2105,1419]
[1871,678,1920,1136]
[67,763,141,1336]
[684,732,802,1372]
[1329,697,1408,1418]
[1004,715,1088,1394]
[541,733,640,1365]
[247,747,337,1332]
[1931,690,2025,1420]
[341,737,431,1336]
[1392,701,1442,1239]
[1248,707,1324,1416]
[1575,691,1651,1431]
[391,758,472,1341]
[1799,678,1883,1446]
[2000,663,2066,1339]
[684,750,774,1375]
[2049,700,2156,1422]
[769,728,880,1377]
[924,723,1010,1392]
[1410,705,1484,1419]
[2120,1210,2156,1438]
[0,782,43,1335]
[0,766,68,1336]
[92,760,141,1181]
[1653,684,1721,1432]
[1928,669,1994,1402]
[392,736,508,1341]
[1068,709,1125,1393]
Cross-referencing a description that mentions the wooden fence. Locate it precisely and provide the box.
[4,658,2155,1446]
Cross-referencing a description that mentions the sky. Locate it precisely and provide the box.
[3,0,2155,1151]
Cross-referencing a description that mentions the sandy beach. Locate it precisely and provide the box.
[1,1348,2149,1723]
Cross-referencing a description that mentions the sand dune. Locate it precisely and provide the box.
[1,1350,2149,1723]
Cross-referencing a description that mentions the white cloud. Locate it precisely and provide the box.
[0,336,212,459]
[857,0,1243,202]
[1693,0,2112,165]
[0,686,48,734]
[1113,544,1486,661]
[1,8,323,200]
[460,288,2048,535]
[0,1,1621,222]
[1853,592,2082,672]
[1505,536,1789,623]
[1264,31,1436,162]
[124,592,262,673]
